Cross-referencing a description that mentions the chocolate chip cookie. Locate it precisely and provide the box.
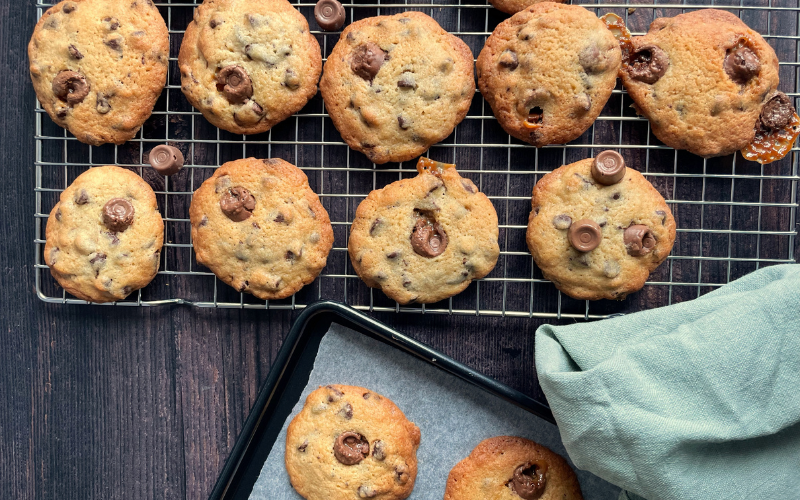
[285,385,421,500]
[179,0,322,135]
[444,436,583,500]
[477,3,621,147]
[320,12,475,164]
[526,152,676,300]
[620,9,789,158]
[189,158,333,300]
[44,166,164,303]
[489,0,566,16]
[348,158,500,304]
[28,0,169,146]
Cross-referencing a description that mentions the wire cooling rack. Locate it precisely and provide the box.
[34,0,799,318]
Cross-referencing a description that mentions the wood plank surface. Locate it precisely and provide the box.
[2,1,798,499]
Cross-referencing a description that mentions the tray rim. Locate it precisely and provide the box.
[209,300,553,500]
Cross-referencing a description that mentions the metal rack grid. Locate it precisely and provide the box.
[34,0,799,318]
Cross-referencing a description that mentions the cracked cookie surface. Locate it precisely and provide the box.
[28,0,169,146]
[477,3,621,147]
[286,384,421,500]
[444,436,583,500]
[44,166,164,303]
[320,12,475,164]
[348,158,499,304]
[179,0,322,135]
[620,9,781,158]
[189,158,333,300]
[526,156,676,300]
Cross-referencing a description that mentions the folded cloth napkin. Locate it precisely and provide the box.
[535,264,800,500]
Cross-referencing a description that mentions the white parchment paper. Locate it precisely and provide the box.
[250,322,620,499]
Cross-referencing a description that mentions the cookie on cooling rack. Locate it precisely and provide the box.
[477,3,621,147]
[286,384,421,500]
[44,166,164,303]
[619,9,796,159]
[179,0,322,135]
[444,436,583,500]
[489,0,566,16]
[526,151,676,300]
[320,12,475,164]
[189,158,333,300]
[348,158,500,304]
[28,0,169,146]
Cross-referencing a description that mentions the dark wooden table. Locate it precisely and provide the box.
[3,1,798,499]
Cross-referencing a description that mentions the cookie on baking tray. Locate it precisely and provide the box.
[179,0,322,135]
[348,158,500,304]
[619,9,798,160]
[44,166,164,303]
[189,158,333,300]
[477,3,621,147]
[28,0,169,146]
[320,12,476,164]
[285,384,421,500]
[526,152,676,300]
[444,436,583,500]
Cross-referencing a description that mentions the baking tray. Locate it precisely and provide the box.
[34,1,799,319]
[208,300,554,500]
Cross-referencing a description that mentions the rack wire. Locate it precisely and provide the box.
[34,0,799,318]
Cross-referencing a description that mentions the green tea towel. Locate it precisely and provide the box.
[535,264,800,500]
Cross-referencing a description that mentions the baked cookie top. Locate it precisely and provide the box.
[285,384,421,500]
[444,436,583,500]
[320,12,475,164]
[526,153,676,300]
[44,166,164,303]
[477,3,621,147]
[28,0,169,146]
[619,9,781,158]
[489,0,565,17]
[179,0,322,135]
[348,158,500,304]
[189,158,333,300]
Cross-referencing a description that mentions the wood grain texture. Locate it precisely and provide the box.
[2,1,798,500]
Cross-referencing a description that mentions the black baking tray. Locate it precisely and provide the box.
[209,300,554,500]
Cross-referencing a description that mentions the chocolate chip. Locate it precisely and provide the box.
[93,93,111,114]
[52,71,90,105]
[591,151,626,185]
[68,44,83,59]
[199,216,208,227]
[54,208,62,221]
[624,224,656,256]
[103,16,120,30]
[220,186,256,222]
[351,43,385,81]
[510,460,548,500]
[370,218,382,235]
[395,464,409,484]
[603,260,621,278]
[568,219,602,252]
[759,92,795,131]
[104,232,120,245]
[397,73,416,89]
[553,214,572,230]
[333,432,369,465]
[627,45,669,84]
[314,0,346,31]
[411,211,448,258]
[372,440,386,460]
[285,250,297,262]
[362,392,371,399]
[397,115,411,129]
[48,247,60,266]
[579,44,608,74]
[209,18,222,28]
[217,66,253,104]
[499,50,518,70]
[149,145,184,176]
[90,253,107,266]
[656,210,667,225]
[326,385,344,401]
[298,441,308,452]
[724,41,760,84]
[387,251,399,259]
[284,69,301,90]
[461,179,477,194]
[338,403,353,419]
[62,2,76,13]
[104,34,124,51]
[102,198,135,233]
[74,189,89,205]
[612,192,621,200]
[56,108,68,119]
